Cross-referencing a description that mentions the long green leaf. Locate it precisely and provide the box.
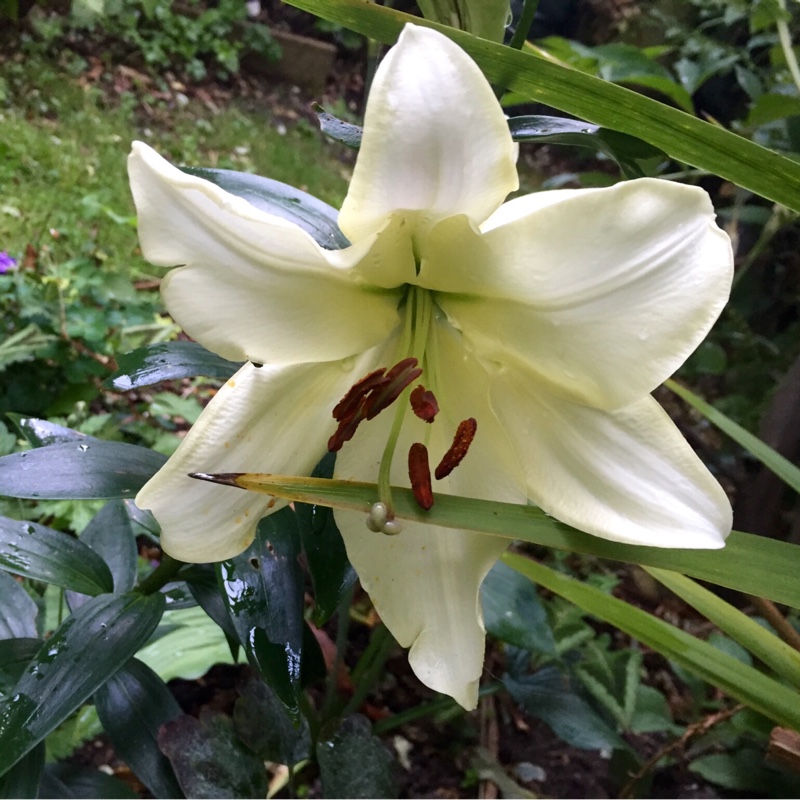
[200,473,800,610]
[284,0,800,211]
[504,554,800,730]
[645,567,800,691]
[666,379,800,495]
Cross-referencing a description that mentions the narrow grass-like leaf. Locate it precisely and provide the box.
[0,517,113,596]
[645,567,800,691]
[202,473,800,610]
[503,554,800,730]
[666,379,800,495]
[283,0,800,211]
[0,591,165,776]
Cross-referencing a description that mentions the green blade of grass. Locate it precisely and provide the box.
[504,553,800,730]
[283,0,800,211]
[645,567,800,691]
[666,379,800,495]
[195,473,800,610]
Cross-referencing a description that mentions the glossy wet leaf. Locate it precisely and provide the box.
[296,454,356,626]
[284,0,800,211]
[0,639,40,695]
[0,591,165,776]
[94,658,184,799]
[158,711,267,800]
[508,115,665,178]
[0,441,167,500]
[232,674,311,766]
[66,500,139,611]
[504,666,625,751]
[218,509,305,715]
[482,561,555,655]
[0,517,113,596]
[0,742,44,800]
[106,341,242,392]
[5,415,90,448]
[317,715,397,799]
[183,167,350,250]
[0,572,37,640]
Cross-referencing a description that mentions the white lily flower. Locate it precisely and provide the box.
[129,24,733,709]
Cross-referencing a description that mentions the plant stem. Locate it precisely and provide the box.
[342,623,395,717]
[509,0,539,51]
[749,595,800,653]
[322,584,355,719]
[136,554,185,595]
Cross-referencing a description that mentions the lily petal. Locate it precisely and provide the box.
[137,351,384,562]
[491,368,732,548]
[128,142,406,365]
[334,323,526,708]
[424,180,733,409]
[338,25,518,243]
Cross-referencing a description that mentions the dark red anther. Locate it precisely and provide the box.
[434,418,477,480]
[410,385,439,423]
[408,442,434,510]
[332,368,387,421]
[364,357,422,420]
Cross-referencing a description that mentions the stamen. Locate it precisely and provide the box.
[364,358,422,420]
[409,385,439,423]
[408,442,434,510]
[382,519,403,535]
[434,418,478,480]
[332,368,387,421]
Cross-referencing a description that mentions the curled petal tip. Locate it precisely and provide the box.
[188,472,247,488]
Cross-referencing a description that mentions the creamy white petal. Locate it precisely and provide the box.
[128,142,406,365]
[338,25,518,243]
[334,321,525,708]
[137,351,384,562]
[491,368,732,548]
[424,180,733,409]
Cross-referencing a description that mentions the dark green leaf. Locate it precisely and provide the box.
[296,454,356,626]
[218,509,305,715]
[0,441,167,500]
[689,750,771,791]
[41,764,138,799]
[504,666,626,751]
[66,500,139,611]
[0,517,113,595]
[481,561,555,655]
[183,167,350,250]
[158,711,268,799]
[184,565,240,644]
[233,674,311,765]
[0,591,165,776]
[0,572,37,640]
[316,109,364,149]
[0,639,40,694]
[508,115,664,178]
[0,742,44,800]
[94,658,184,799]
[106,342,242,392]
[317,715,396,799]
[5,415,90,448]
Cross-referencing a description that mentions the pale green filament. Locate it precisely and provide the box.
[375,286,434,529]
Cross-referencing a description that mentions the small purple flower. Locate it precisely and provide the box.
[0,252,17,274]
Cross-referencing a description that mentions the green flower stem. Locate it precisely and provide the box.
[136,554,185,595]
[342,623,395,717]
[777,0,800,94]
[321,583,355,719]
[373,682,503,734]
[508,0,539,51]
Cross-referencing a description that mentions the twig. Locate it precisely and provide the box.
[620,705,744,798]
[748,595,800,653]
